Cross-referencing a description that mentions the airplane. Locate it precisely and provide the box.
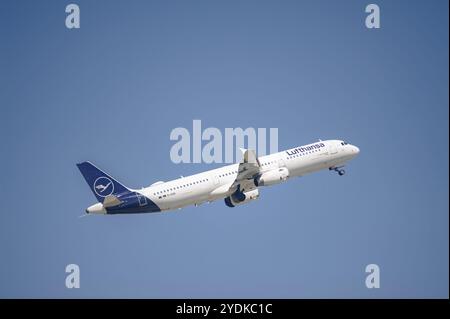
[77,139,360,215]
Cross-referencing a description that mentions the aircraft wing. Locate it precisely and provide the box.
[230,148,261,192]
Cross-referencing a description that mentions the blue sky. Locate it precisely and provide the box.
[0,0,448,298]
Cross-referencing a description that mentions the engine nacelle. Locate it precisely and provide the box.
[224,189,259,207]
[254,167,289,186]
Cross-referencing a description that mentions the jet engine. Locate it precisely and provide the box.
[254,167,289,186]
[224,189,259,208]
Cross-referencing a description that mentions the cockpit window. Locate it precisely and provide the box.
[341,141,349,146]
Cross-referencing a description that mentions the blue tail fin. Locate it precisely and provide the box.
[76,161,130,203]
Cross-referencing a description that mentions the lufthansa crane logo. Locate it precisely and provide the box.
[93,177,114,197]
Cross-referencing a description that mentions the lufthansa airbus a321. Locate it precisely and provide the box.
[77,139,360,215]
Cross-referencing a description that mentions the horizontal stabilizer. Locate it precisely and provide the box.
[102,195,123,208]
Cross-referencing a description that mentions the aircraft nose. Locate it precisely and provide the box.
[352,146,360,155]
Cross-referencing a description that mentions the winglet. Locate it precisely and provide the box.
[239,148,260,166]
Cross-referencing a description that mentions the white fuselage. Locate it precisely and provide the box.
[134,139,359,212]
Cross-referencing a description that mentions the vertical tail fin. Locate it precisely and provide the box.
[76,161,129,203]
